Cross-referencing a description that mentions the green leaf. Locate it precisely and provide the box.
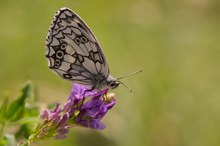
[13,117,40,125]
[15,124,33,140]
[4,134,16,146]
[6,82,33,122]
[25,106,39,118]
[0,97,8,123]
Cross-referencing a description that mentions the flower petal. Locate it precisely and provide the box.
[76,119,106,130]
[68,83,98,103]
[58,114,69,128]
[40,109,50,120]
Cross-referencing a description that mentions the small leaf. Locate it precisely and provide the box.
[15,123,36,139]
[6,82,33,122]
[13,117,40,125]
[25,106,39,118]
[0,97,8,123]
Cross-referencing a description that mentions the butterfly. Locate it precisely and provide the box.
[46,7,142,91]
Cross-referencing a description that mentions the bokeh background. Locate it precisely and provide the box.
[1,0,220,146]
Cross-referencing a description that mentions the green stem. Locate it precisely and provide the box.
[0,121,6,138]
[19,140,30,146]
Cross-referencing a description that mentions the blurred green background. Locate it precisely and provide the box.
[1,0,220,146]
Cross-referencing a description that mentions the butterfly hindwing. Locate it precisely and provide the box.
[46,7,109,85]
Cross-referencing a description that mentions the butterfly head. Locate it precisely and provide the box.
[107,76,131,92]
[108,70,143,92]
[106,75,120,89]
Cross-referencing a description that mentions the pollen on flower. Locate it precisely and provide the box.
[101,92,116,103]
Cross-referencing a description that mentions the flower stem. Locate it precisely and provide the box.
[0,121,6,138]
[19,140,30,146]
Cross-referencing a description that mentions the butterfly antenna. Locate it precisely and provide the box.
[117,69,143,80]
[118,81,132,93]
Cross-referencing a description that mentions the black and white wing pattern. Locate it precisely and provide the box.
[45,7,110,86]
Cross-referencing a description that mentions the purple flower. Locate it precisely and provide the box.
[35,83,116,141]
[69,83,116,129]
[75,92,116,130]
[68,83,98,104]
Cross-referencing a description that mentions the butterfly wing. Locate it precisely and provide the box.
[46,7,109,85]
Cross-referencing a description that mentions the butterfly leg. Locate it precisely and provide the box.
[79,86,96,109]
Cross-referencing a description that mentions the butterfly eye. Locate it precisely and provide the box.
[80,36,88,43]
[74,37,81,45]
[109,81,120,89]
[56,50,64,59]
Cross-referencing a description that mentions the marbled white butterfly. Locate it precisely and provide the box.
[45,7,142,91]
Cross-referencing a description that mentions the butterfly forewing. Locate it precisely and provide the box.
[46,7,110,86]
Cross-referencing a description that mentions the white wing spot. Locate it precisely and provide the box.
[63,54,76,63]
[60,13,67,19]
[79,44,89,56]
[63,27,72,35]
[69,20,78,27]
[95,62,101,73]
[51,38,60,46]
[62,35,86,56]
[56,32,64,38]
[65,45,75,55]
[82,57,97,74]
[46,58,54,67]
[90,42,98,52]
[48,47,56,56]
[85,42,92,52]
[59,61,71,71]
[64,10,72,17]
[71,27,81,35]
